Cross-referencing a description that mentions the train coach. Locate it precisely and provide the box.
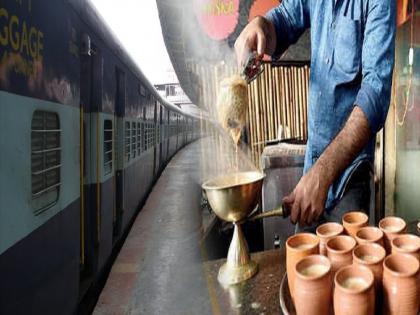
[0,0,200,314]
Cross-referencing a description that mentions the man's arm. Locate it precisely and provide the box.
[234,0,310,67]
[284,0,396,226]
[284,107,371,225]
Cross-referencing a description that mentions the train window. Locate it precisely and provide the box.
[139,84,146,97]
[125,121,131,162]
[31,111,61,213]
[131,122,137,158]
[145,123,150,150]
[137,122,142,155]
[145,122,154,150]
[104,120,113,175]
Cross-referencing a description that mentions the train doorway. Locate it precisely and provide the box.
[80,35,101,286]
[113,69,126,240]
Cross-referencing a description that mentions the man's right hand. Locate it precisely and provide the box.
[234,16,277,69]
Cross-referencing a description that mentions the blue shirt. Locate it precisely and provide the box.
[266,0,395,210]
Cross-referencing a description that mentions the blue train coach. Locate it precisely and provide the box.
[0,0,199,314]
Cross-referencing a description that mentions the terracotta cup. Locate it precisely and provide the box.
[286,233,319,299]
[353,243,386,290]
[391,234,420,261]
[334,265,375,315]
[379,216,407,254]
[326,235,357,277]
[383,253,420,315]
[316,222,344,256]
[355,226,384,247]
[294,255,332,315]
[342,211,369,238]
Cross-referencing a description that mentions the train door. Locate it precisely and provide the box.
[113,69,126,239]
[155,102,161,175]
[80,35,101,281]
[176,114,179,150]
[153,100,158,176]
[159,105,164,168]
[166,111,170,159]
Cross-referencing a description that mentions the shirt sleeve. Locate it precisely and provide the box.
[265,0,310,59]
[355,0,396,134]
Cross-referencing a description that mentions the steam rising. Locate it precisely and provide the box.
[156,0,260,182]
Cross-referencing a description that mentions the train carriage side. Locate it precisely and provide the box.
[0,1,82,314]
[0,1,200,314]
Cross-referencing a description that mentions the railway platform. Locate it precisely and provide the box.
[93,139,211,315]
[93,138,284,315]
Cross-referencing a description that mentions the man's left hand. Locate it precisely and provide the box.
[283,163,330,227]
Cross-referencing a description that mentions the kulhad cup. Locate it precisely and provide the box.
[316,222,344,256]
[294,255,333,315]
[355,226,384,247]
[383,253,419,315]
[334,265,375,315]
[286,233,319,299]
[342,211,369,238]
[391,234,420,261]
[379,216,407,254]
[327,235,357,277]
[353,243,386,291]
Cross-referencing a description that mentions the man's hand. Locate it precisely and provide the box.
[234,16,276,68]
[283,163,330,226]
[283,106,372,227]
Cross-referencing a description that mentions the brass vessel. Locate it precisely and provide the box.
[203,171,286,286]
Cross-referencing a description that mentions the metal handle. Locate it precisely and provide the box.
[248,205,290,221]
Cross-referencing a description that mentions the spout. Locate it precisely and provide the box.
[247,206,290,221]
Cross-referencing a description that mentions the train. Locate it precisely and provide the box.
[0,0,200,314]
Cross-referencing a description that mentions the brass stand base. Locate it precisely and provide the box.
[218,259,258,286]
[217,223,259,286]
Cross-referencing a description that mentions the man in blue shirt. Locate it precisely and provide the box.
[235,0,395,230]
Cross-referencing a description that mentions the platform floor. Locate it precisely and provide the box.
[94,140,213,315]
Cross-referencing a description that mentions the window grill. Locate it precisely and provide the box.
[125,121,131,161]
[137,122,142,156]
[131,122,137,158]
[31,111,61,213]
[156,125,160,144]
[139,84,147,97]
[104,120,113,175]
[144,123,155,151]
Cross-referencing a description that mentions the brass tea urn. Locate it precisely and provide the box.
[202,171,287,286]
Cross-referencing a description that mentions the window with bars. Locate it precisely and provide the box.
[131,122,137,158]
[125,121,131,162]
[139,84,147,97]
[137,122,142,156]
[144,123,155,151]
[31,111,61,213]
[156,125,160,144]
[104,120,113,175]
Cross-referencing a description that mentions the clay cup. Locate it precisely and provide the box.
[379,216,407,254]
[326,235,357,277]
[391,234,420,261]
[342,211,368,238]
[383,253,419,315]
[355,226,384,247]
[334,265,375,315]
[294,255,332,315]
[286,233,319,299]
[353,243,386,291]
[316,222,344,256]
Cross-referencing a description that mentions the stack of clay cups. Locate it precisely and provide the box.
[287,212,420,315]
